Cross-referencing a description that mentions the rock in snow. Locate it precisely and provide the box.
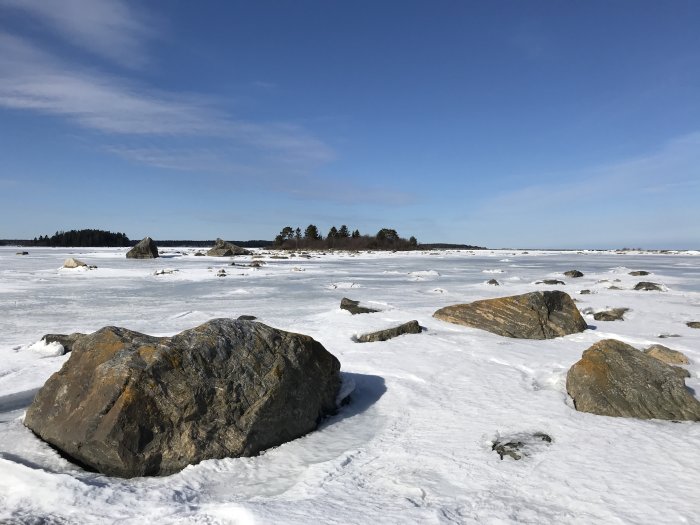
[643,344,690,365]
[593,308,629,321]
[566,339,700,420]
[126,237,159,259]
[564,270,584,278]
[634,281,663,291]
[355,320,422,343]
[63,258,87,268]
[42,333,86,353]
[206,238,250,256]
[340,297,380,315]
[433,290,587,339]
[24,318,341,478]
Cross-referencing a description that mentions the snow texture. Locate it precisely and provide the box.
[1,246,699,524]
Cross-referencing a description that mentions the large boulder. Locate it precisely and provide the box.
[433,291,587,339]
[24,319,341,478]
[355,320,422,343]
[566,339,700,420]
[126,237,159,259]
[207,238,250,256]
[564,270,584,278]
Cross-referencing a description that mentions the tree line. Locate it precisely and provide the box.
[31,229,131,247]
[274,225,418,250]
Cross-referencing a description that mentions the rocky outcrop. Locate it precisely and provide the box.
[355,321,422,343]
[593,308,629,321]
[566,339,700,420]
[433,291,587,339]
[207,238,250,257]
[487,279,500,286]
[644,344,690,365]
[634,282,662,291]
[126,237,159,259]
[24,319,341,478]
[42,333,86,353]
[63,258,87,268]
[687,321,700,329]
[340,298,379,315]
[564,270,584,278]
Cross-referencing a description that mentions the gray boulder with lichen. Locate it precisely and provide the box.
[433,291,587,339]
[25,319,341,477]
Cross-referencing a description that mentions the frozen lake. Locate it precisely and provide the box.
[1,246,699,523]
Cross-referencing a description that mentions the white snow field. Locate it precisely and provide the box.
[1,246,699,524]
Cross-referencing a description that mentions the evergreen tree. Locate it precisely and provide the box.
[304,224,321,240]
[351,229,360,238]
[338,225,350,238]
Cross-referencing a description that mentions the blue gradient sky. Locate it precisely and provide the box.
[1,1,698,248]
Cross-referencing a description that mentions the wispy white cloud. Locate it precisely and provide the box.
[0,0,153,68]
[0,32,334,173]
[480,132,700,213]
[0,8,413,207]
[456,132,700,248]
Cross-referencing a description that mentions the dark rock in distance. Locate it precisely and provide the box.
[237,315,257,321]
[536,279,565,285]
[487,279,500,286]
[207,238,250,257]
[42,333,86,354]
[355,320,422,343]
[433,291,587,339]
[566,339,700,420]
[564,270,584,278]
[24,318,341,478]
[687,321,700,329]
[629,270,650,276]
[593,308,629,321]
[579,289,592,295]
[634,281,663,291]
[126,237,159,259]
[16,251,29,255]
[340,298,380,315]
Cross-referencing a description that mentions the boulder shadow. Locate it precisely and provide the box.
[322,372,386,428]
[587,324,598,330]
[0,388,40,414]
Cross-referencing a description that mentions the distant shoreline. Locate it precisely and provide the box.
[0,239,487,250]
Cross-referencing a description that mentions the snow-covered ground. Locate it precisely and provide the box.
[1,246,699,524]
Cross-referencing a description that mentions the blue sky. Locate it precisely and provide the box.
[1,1,698,248]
